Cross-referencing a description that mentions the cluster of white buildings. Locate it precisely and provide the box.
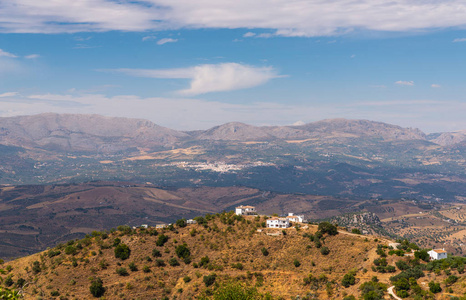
[235,205,305,228]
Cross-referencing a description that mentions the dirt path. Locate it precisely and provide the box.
[387,286,402,300]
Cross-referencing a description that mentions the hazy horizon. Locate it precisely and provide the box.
[0,1,465,133]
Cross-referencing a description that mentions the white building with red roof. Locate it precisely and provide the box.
[235,205,257,216]
[266,217,290,228]
[428,248,447,260]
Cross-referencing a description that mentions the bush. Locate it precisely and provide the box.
[89,277,105,297]
[396,260,410,271]
[231,263,244,270]
[320,247,330,255]
[50,290,60,296]
[128,262,138,271]
[156,234,169,247]
[143,265,151,273]
[342,273,356,287]
[199,256,210,268]
[318,222,338,236]
[116,267,129,276]
[65,245,77,255]
[155,259,165,267]
[414,249,430,262]
[175,244,191,259]
[175,219,187,228]
[203,273,217,287]
[293,259,301,267]
[261,247,269,256]
[169,258,180,266]
[114,243,131,260]
[351,228,361,234]
[32,261,41,274]
[428,281,441,293]
[152,248,162,257]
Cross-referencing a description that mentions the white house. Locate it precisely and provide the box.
[187,219,197,224]
[286,213,305,223]
[266,217,290,228]
[428,249,447,260]
[235,205,257,216]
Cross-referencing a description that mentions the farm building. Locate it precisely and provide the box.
[428,249,447,260]
[266,217,290,228]
[235,205,257,216]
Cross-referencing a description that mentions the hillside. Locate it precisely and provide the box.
[0,114,464,201]
[1,213,465,299]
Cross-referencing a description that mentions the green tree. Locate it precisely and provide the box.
[89,277,105,297]
[318,222,338,235]
[114,244,131,260]
[203,273,217,287]
[428,281,441,293]
[175,244,190,259]
[175,219,187,228]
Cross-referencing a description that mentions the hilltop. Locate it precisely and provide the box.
[1,212,465,299]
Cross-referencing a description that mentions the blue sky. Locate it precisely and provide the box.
[0,1,465,133]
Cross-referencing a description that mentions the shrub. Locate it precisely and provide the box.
[445,275,458,286]
[342,273,356,288]
[414,249,430,262]
[175,244,191,259]
[318,222,338,236]
[293,259,301,267]
[183,276,191,283]
[32,261,41,274]
[395,260,410,271]
[351,228,361,234]
[231,263,244,270]
[128,262,138,272]
[89,277,105,297]
[175,219,187,228]
[143,265,151,273]
[428,281,441,293]
[156,234,169,247]
[155,259,165,267]
[203,273,217,287]
[64,245,77,255]
[116,267,129,276]
[320,247,330,255]
[169,258,180,266]
[152,248,162,257]
[261,247,269,256]
[199,256,210,268]
[114,244,131,260]
[50,291,60,296]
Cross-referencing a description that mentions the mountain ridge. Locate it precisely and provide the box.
[0,113,454,153]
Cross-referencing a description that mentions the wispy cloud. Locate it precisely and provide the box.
[431,84,441,88]
[395,81,414,86]
[243,32,256,38]
[106,63,283,95]
[2,1,466,36]
[157,38,178,45]
[0,92,19,97]
[142,35,157,41]
[0,49,17,58]
[24,54,40,59]
[453,38,466,42]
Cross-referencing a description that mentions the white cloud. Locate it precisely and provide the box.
[142,35,157,41]
[395,80,414,86]
[0,49,17,58]
[243,32,256,38]
[453,38,466,42]
[0,92,19,97]
[0,93,465,133]
[108,63,282,95]
[24,54,40,59]
[157,38,178,45]
[431,84,441,88]
[1,1,466,36]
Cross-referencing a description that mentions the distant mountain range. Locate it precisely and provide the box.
[0,113,463,153]
[0,113,464,200]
